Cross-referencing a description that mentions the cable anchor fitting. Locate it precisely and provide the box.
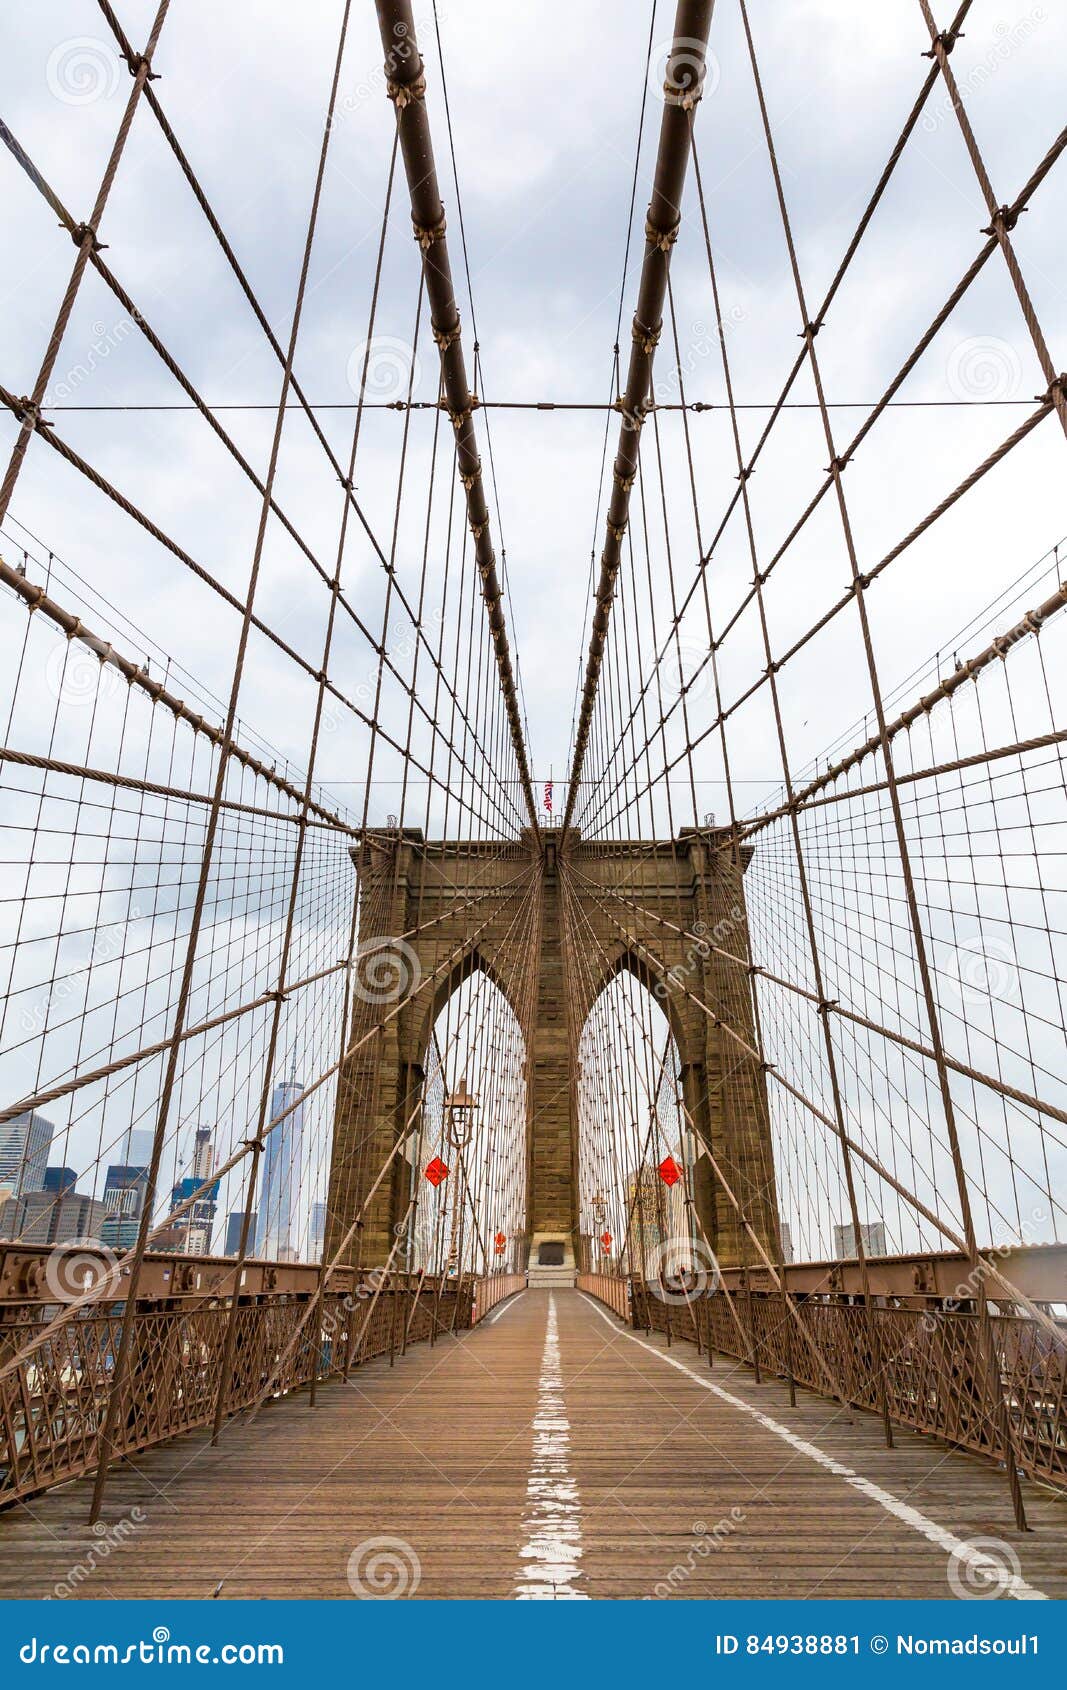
[432,319,462,352]
[412,211,447,250]
[387,73,427,109]
[645,215,680,253]
[631,317,662,355]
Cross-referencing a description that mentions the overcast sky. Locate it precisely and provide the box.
[1,1,1065,1257]
[2,0,1065,822]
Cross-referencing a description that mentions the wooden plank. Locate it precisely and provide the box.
[0,1290,1064,1600]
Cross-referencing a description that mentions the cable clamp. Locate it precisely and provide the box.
[1040,372,1066,408]
[70,221,106,252]
[460,463,481,491]
[469,519,487,542]
[14,396,52,431]
[123,50,161,81]
[645,215,680,253]
[816,998,838,1017]
[607,519,628,543]
[614,397,651,431]
[412,211,447,250]
[922,29,963,58]
[981,203,1025,237]
[432,318,462,352]
[631,316,662,354]
[736,465,753,483]
[825,453,851,474]
[613,467,635,493]
[387,73,427,109]
[447,406,472,430]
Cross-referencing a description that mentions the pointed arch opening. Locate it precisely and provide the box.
[575,963,696,1277]
[404,962,527,1278]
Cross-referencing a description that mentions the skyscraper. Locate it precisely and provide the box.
[157,1127,219,1254]
[833,1220,887,1260]
[224,1208,256,1256]
[254,1064,304,1261]
[0,1112,52,1201]
[43,1166,77,1194]
[310,1200,327,1261]
[100,1162,150,1252]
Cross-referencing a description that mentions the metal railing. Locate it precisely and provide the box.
[471,1272,526,1322]
[629,1275,1067,1493]
[576,1272,630,1322]
[0,1249,473,1510]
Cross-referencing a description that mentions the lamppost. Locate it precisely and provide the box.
[444,1078,478,1273]
[444,1076,479,1149]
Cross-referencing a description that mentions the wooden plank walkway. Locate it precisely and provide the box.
[1,1289,1065,1600]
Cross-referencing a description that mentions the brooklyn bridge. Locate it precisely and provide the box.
[0,0,1065,1602]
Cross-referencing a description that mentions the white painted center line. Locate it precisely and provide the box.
[513,1293,589,1600]
[578,1293,1047,1601]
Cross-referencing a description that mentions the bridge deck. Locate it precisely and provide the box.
[2,1289,1065,1601]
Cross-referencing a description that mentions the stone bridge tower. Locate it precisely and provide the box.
[326,828,780,1271]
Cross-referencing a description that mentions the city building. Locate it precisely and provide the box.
[100,1161,150,1253]
[0,1187,106,1246]
[833,1220,887,1259]
[0,1111,52,1200]
[43,1165,77,1195]
[310,1200,327,1261]
[157,1127,219,1254]
[254,1067,304,1261]
[224,1209,256,1256]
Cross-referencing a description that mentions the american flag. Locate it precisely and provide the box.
[543,781,553,813]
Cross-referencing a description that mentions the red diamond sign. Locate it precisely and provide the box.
[658,1155,681,1188]
[424,1156,449,1187]
[600,1231,612,1251]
